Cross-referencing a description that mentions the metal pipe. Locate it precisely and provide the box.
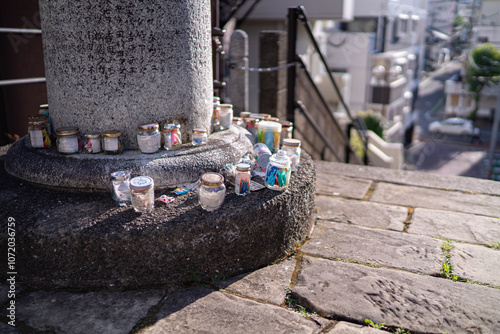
[286,7,298,126]
[0,77,46,87]
[0,28,41,34]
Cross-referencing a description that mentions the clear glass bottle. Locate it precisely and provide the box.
[212,96,221,132]
[192,128,208,146]
[162,123,182,150]
[130,176,155,213]
[56,126,81,154]
[279,121,294,145]
[265,150,291,191]
[110,171,131,205]
[102,130,123,155]
[84,133,102,153]
[282,139,301,172]
[137,123,161,153]
[219,103,233,129]
[256,121,282,153]
[198,172,226,212]
[235,163,251,196]
[28,115,51,148]
[38,104,52,136]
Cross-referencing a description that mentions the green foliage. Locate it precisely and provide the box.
[350,129,365,160]
[394,328,411,334]
[284,287,317,318]
[356,110,384,138]
[453,14,468,29]
[440,240,459,281]
[365,319,386,329]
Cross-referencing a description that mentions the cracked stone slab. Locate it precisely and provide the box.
[9,289,164,334]
[293,256,500,334]
[409,208,500,245]
[369,182,500,217]
[215,258,296,305]
[142,287,325,333]
[315,197,407,231]
[316,173,372,199]
[451,243,500,286]
[326,321,388,333]
[302,221,443,275]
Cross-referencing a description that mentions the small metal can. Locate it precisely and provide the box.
[84,133,102,153]
[235,163,251,196]
[28,115,51,148]
[102,130,123,155]
[192,128,208,146]
[253,143,272,169]
[130,176,155,213]
[137,123,161,154]
[56,126,81,154]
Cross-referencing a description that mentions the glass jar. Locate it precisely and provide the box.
[279,121,293,145]
[38,104,52,136]
[137,123,161,154]
[28,115,51,148]
[282,139,301,172]
[162,123,182,150]
[219,103,233,129]
[232,117,243,126]
[192,128,208,146]
[110,171,131,205]
[130,176,155,213]
[56,126,81,154]
[213,96,221,132]
[244,117,258,137]
[240,111,251,122]
[84,133,102,153]
[198,172,226,212]
[256,121,282,153]
[265,150,291,191]
[235,163,251,196]
[102,130,123,155]
[253,143,272,169]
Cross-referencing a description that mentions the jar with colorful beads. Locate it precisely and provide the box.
[282,138,301,172]
[56,126,81,154]
[235,163,251,196]
[102,130,123,155]
[264,150,291,191]
[162,123,182,150]
[28,115,51,148]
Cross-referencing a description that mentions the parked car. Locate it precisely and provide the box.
[428,118,479,137]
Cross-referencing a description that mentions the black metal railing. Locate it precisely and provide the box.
[286,6,368,164]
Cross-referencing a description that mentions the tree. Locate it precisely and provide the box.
[466,43,500,120]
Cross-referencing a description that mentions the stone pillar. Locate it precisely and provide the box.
[229,30,249,113]
[38,0,213,148]
[259,31,288,119]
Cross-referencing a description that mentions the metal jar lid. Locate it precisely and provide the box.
[278,120,293,128]
[200,172,224,187]
[28,114,49,126]
[240,112,251,118]
[39,104,49,111]
[138,123,159,131]
[258,113,272,119]
[220,103,233,111]
[56,126,80,136]
[102,130,122,138]
[269,150,291,168]
[130,176,154,191]
[283,139,301,147]
[111,171,130,181]
[236,163,251,172]
[193,128,207,134]
[162,123,180,131]
[257,121,282,131]
[85,133,101,139]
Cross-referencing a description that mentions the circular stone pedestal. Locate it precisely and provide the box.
[0,150,316,289]
[5,126,253,191]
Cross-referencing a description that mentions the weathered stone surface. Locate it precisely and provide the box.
[0,323,19,334]
[142,287,324,333]
[302,221,443,275]
[452,243,500,286]
[10,289,163,334]
[315,161,500,196]
[0,152,315,289]
[39,0,213,149]
[215,258,296,305]
[316,173,372,199]
[409,208,500,244]
[5,126,253,191]
[370,182,500,217]
[326,322,387,333]
[293,256,500,334]
[315,197,407,231]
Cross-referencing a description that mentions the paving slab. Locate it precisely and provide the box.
[315,197,407,231]
[370,182,500,217]
[293,256,500,334]
[409,208,500,245]
[316,173,372,199]
[326,321,387,333]
[215,258,296,305]
[141,287,325,334]
[302,221,443,275]
[8,289,164,334]
[451,243,500,286]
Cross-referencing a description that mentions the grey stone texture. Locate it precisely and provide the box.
[39,0,213,149]
[5,126,253,191]
[0,150,316,289]
[315,197,407,231]
[293,256,500,334]
[370,182,500,217]
[9,289,163,334]
[302,221,443,275]
[315,173,372,199]
[451,243,500,286]
[215,258,296,305]
[141,287,326,334]
[229,30,249,113]
[409,208,500,245]
[326,322,387,333]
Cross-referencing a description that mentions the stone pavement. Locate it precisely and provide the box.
[2,161,500,334]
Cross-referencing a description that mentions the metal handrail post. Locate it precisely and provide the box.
[286,7,298,127]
